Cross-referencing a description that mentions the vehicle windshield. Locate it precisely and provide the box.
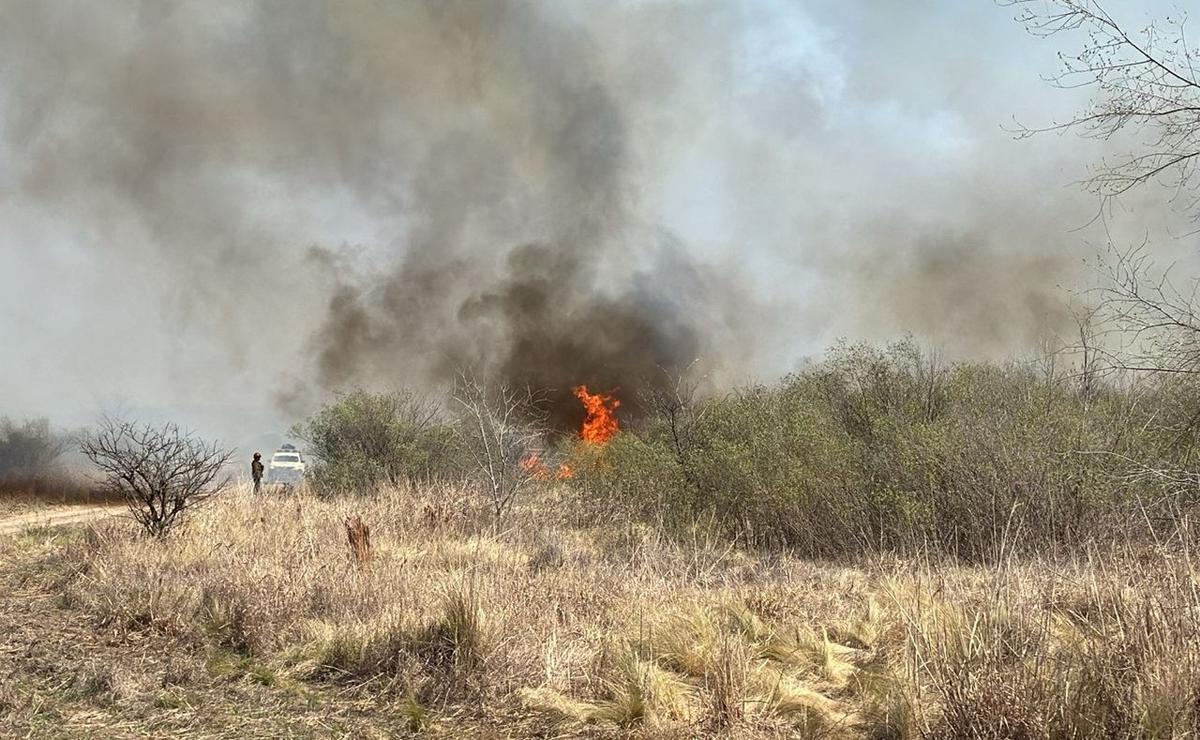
[273,454,301,463]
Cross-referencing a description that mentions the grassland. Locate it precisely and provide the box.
[3,482,1200,738]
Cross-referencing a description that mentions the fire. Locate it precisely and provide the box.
[521,452,574,480]
[573,385,620,444]
[518,386,618,481]
[521,452,547,479]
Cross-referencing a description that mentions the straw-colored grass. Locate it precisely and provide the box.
[14,482,1200,737]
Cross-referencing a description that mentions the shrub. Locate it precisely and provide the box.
[79,418,233,538]
[292,389,463,493]
[579,339,1193,559]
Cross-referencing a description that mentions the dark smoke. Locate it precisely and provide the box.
[2,0,1185,442]
[310,219,748,427]
[278,2,750,428]
[0,0,751,431]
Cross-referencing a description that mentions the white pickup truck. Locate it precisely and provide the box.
[265,444,306,486]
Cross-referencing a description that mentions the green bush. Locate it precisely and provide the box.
[577,340,1195,560]
[291,390,464,493]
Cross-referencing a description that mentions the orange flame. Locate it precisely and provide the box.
[573,385,620,444]
[522,453,575,480]
[521,452,547,480]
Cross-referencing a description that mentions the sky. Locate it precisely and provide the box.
[0,0,1194,452]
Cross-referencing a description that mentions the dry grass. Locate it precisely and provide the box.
[10,482,1200,737]
[0,475,116,517]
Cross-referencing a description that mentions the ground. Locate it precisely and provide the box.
[0,514,434,738]
[0,506,118,537]
[3,491,1200,738]
[0,507,609,738]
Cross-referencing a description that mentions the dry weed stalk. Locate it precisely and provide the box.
[344,515,372,572]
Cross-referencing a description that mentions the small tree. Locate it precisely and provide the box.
[80,418,233,537]
[451,374,549,524]
[1006,1,1200,492]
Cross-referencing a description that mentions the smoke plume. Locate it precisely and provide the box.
[0,0,1184,439]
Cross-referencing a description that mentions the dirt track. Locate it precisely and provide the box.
[0,505,120,537]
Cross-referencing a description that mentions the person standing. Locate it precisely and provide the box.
[251,452,264,493]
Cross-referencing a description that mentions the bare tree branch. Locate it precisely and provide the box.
[1003,0,1200,210]
[451,372,550,525]
[80,417,233,537]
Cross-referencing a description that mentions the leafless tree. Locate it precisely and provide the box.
[80,418,233,537]
[1079,241,1200,376]
[1074,307,1102,403]
[1005,2,1200,378]
[451,373,549,524]
[1004,1,1200,210]
[916,347,948,423]
[640,366,710,499]
[1045,306,1106,405]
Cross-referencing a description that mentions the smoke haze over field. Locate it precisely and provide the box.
[0,0,1191,443]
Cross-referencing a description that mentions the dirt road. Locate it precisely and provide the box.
[0,505,120,537]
